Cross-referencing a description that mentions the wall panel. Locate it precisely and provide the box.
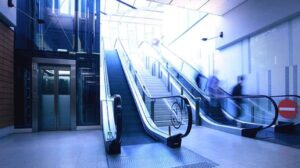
[292,16,300,95]
[215,42,242,92]
[0,21,14,128]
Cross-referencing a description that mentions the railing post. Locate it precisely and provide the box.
[152,63,155,76]
[158,62,161,78]
[195,100,201,125]
[134,73,137,83]
[142,92,145,102]
[151,100,155,120]
[167,72,170,91]
[251,105,255,123]
[129,63,132,71]
[180,87,184,109]
[146,56,149,69]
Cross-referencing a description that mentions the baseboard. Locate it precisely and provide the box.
[76,125,101,130]
[0,126,14,138]
[14,128,33,133]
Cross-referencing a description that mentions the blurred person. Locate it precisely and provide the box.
[231,75,245,119]
[206,71,220,107]
[195,70,205,90]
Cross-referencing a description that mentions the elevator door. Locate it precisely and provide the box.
[39,66,71,130]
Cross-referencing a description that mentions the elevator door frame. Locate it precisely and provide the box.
[32,58,76,132]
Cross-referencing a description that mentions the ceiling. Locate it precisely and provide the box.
[101,0,249,29]
[101,0,165,25]
[147,0,248,15]
[101,0,248,22]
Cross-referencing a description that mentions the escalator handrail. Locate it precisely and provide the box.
[101,38,121,154]
[269,95,300,98]
[115,38,193,139]
[140,41,279,130]
[113,95,122,143]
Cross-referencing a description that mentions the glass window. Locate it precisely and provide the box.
[41,70,55,94]
[58,70,71,95]
[52,0,56,14]
[59,0,74,16]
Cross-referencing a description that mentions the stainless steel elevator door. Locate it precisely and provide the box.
[39,66,71,130]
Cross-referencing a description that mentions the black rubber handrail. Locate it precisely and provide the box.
[101,37,122,154]
[115,38,193,139]
[269,95,300,98]
[113,95,122,144]
[140,41,279,130]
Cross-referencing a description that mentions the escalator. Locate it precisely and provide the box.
[157,45,300,147]
[101,41,193,155]
[166,67,273,137]
[105,50,155,145]
[138,42,278,138]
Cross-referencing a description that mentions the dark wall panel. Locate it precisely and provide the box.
[0,21,14,128]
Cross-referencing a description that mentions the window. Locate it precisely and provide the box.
[51,0,74,16]
[59,0,74,16]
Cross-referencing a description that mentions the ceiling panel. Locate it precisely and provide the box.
[147,0,172,4]
[171,0,208,10]
[105,0,120,14]
[147,0,248,15]
[134,0,151,8]
[200,0,247,15]
[117,4,130,13]
[122,0,136,4]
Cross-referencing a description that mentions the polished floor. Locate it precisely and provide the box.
[183,126,300,168]
[0,130,108,168]
[0,127,299,168]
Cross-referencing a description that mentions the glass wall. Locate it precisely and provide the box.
[101,0,163,55]
[32,0,100,53]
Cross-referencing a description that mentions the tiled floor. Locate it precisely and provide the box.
[0,130,108,168]
[0,127,300,168]
[183,126,300,168]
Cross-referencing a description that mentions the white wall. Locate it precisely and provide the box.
[216,0,300,49]
[217,15,300,96]
[0,0,16,26]
[164,13,221,77]
[292,16,300,95]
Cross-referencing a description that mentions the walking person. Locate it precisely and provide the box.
[195,71,205,90]
[231,75,245,119]
[206,71,220,107]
